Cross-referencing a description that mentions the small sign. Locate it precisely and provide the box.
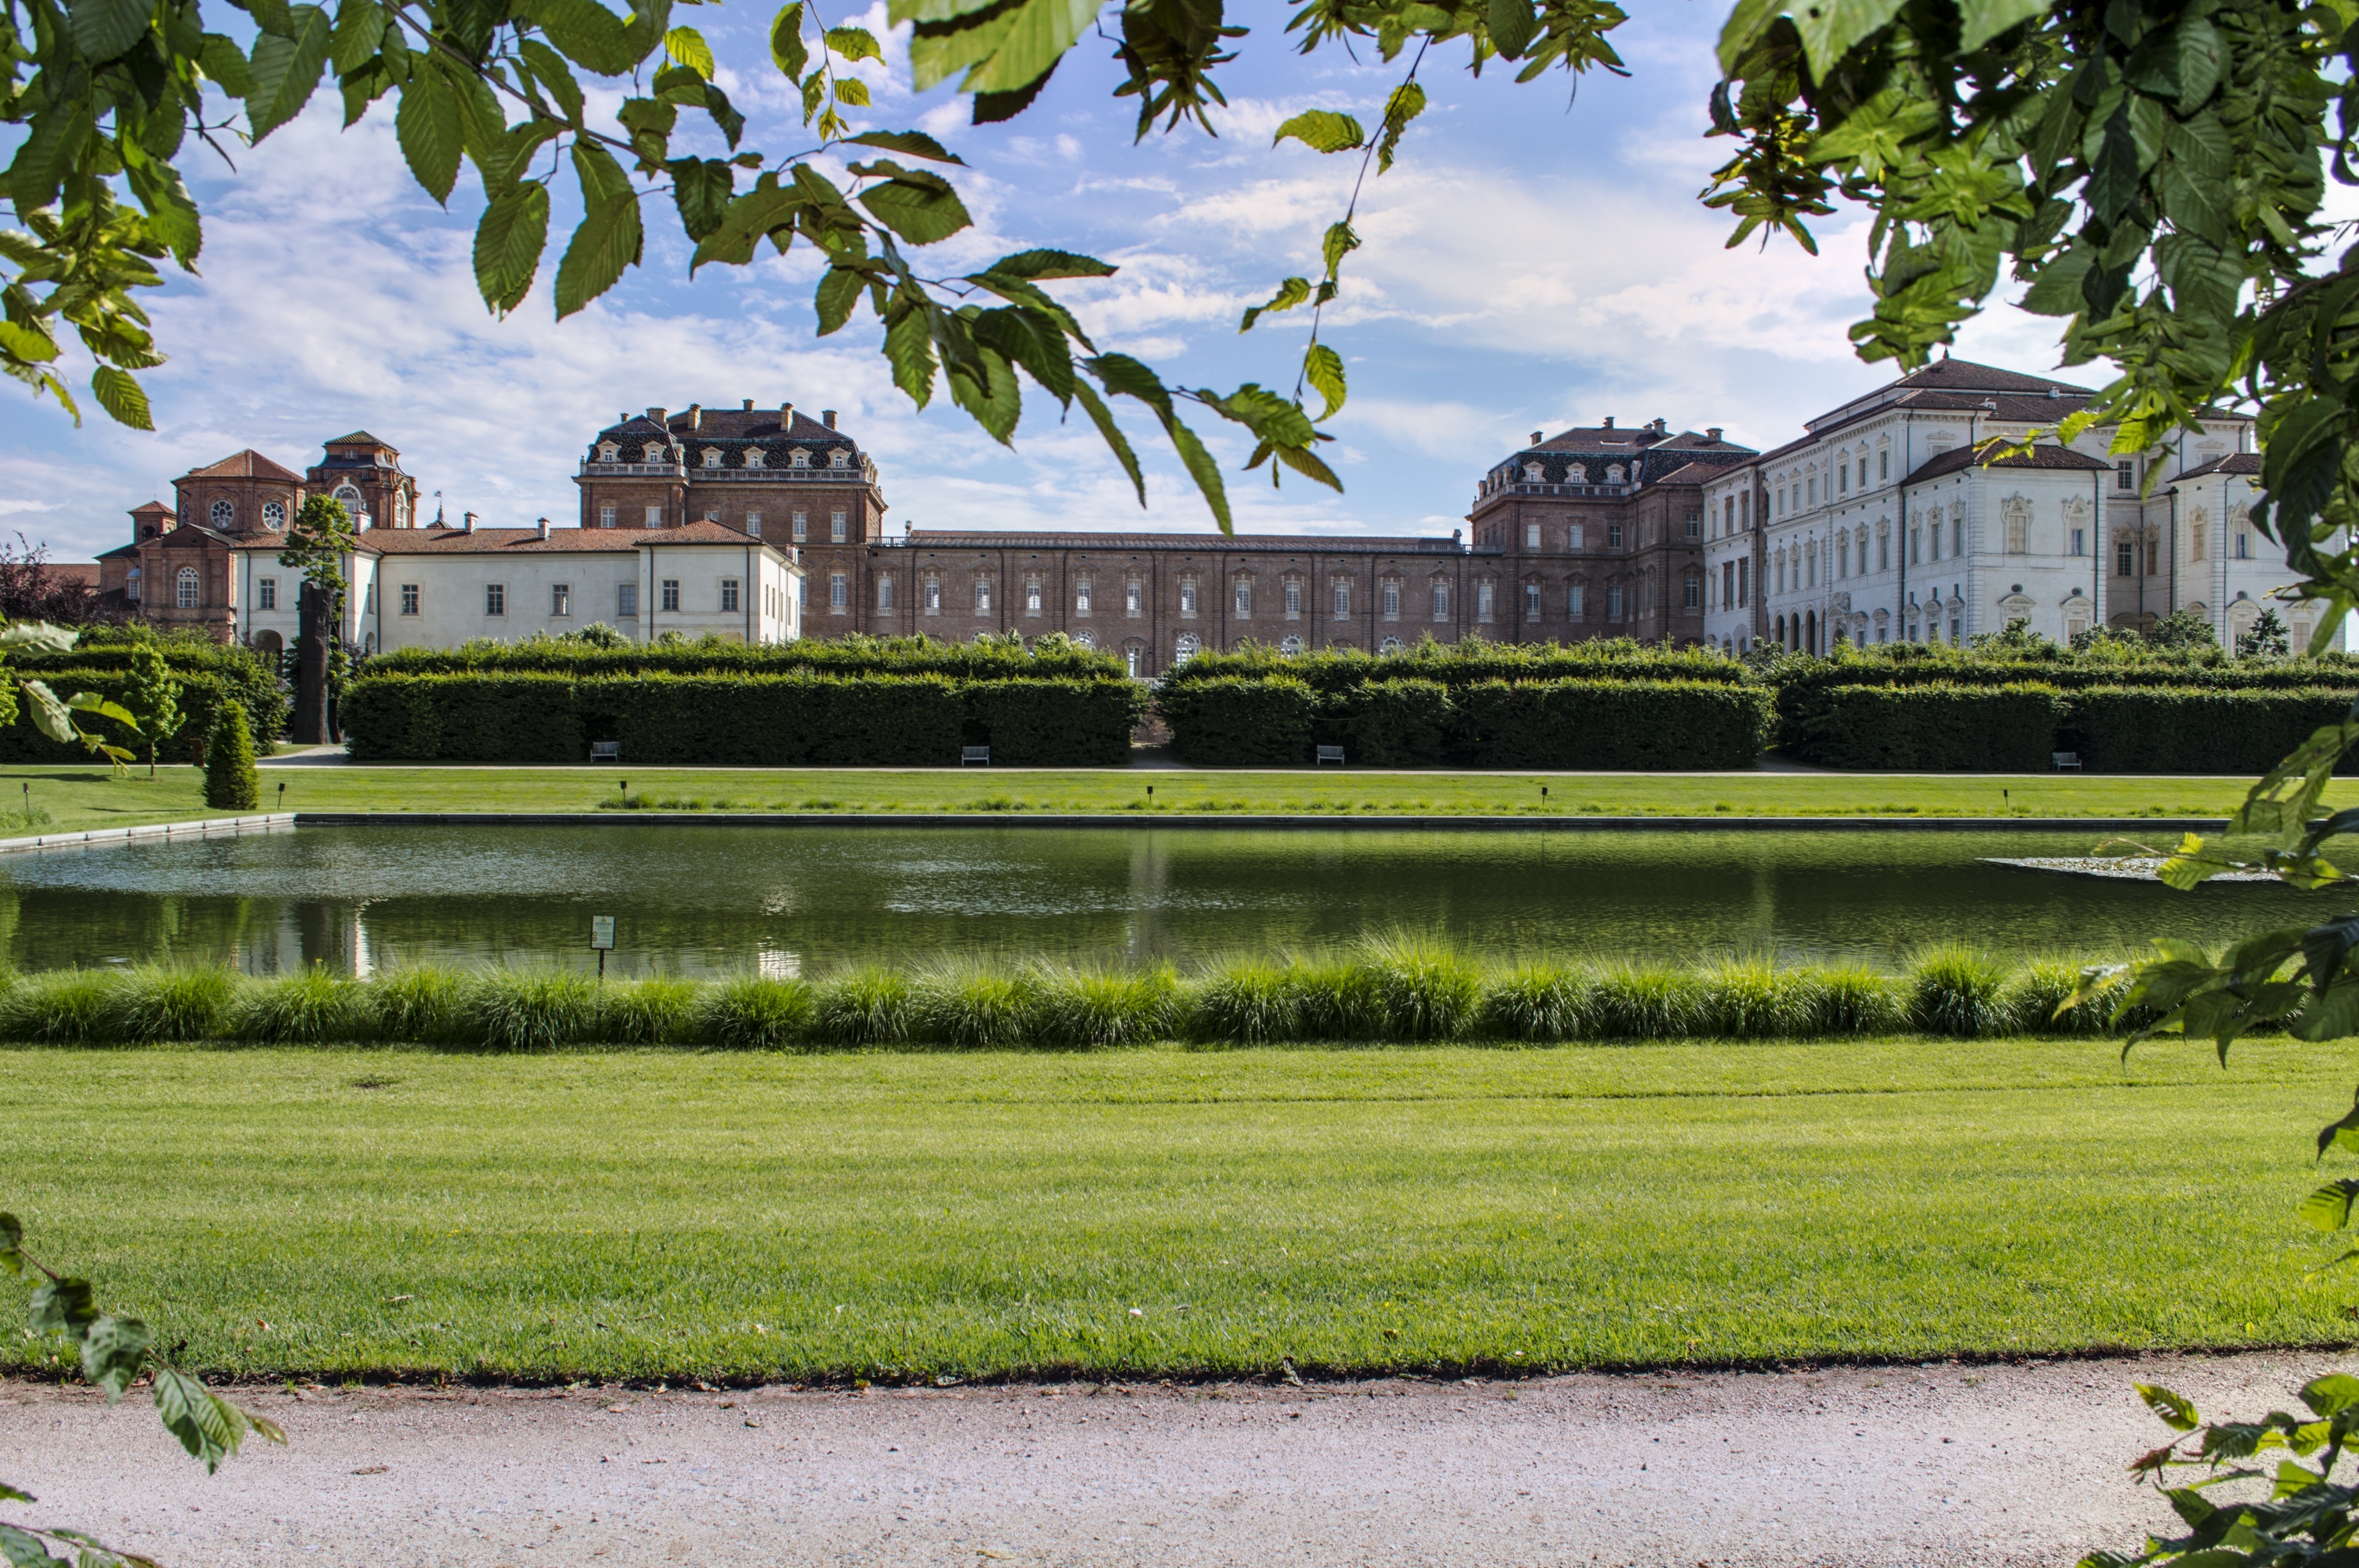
[591,916,616,951]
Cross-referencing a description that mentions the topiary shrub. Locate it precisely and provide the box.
[203,701,260,810]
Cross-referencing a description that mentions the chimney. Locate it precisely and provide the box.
[781,402,794,426]
[823,410,838,429]
[1530,431,1542,446]
[1602,415,1614,429]
[1707,427,1723,442]
[463,511,476,533]
[742,399,753,411]
[646,407,667,427]
[687,404,702,431]
[536,517,549,540]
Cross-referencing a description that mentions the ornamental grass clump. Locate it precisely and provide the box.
[1027,965,1178,1048]
[599,975,705,1045]
[910,966,1035,1048]
[1806,964,1908,1036]
[2000,958,2116,1037]
[701,974,813,1050]
[1907,945,2009,1037]
[235,966,369,1043]
[108,964,238,1043]
[1589,964,1705,1040]
[1476,961,1592,1042]
[810,967,912,1047]
[467,967,601,1051]
[1292,956,1385,1041]
[0,969,122,1043]
[371,965,467,1045]
[1696,959,1821,1039]
[1359,934,1480,1042]
[1189,958,1303,1045]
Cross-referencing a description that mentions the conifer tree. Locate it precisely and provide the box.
[202,702,259,812]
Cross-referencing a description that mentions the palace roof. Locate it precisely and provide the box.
[903,530,1462,555]
[237,521,782,555]
[179,449,303,484]
[1904,442,2111,483]
[2175,452,2263,479]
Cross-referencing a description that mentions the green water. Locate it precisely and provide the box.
[0,822,2306,977]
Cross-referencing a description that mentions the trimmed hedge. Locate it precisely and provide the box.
[1785,684,2069,771]
[0,635,285,762]
[344,671,1145,765]
[2067,686,2359,774]
[1160,636,1752,695]
[1161,674,1773,768]
[366,630,1126,681]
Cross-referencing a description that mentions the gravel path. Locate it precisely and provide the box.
[0,1353,2322,1567]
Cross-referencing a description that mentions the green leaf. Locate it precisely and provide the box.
[474,181,550,314]
[984,249,1114,280]
[834,76,872,107]
[64,693,136,727]
[2138,1383,2201,1433]
[842,130,966,165]
[1302,342,1345,421]
[770,1,808,76]
[151,1367,251,1474]
[1162,413,1230,533]
[78,1314,151,1400]
[1714,0,1781,71]
[1071,380,1145,506]
[1790,0,1904,77]
[555,161,643,320]
[971,304,1073,401]
[667,157,733,240]
[0,322,60,364]
[664,23,713,75]
[1955,0,2049,52]
[884,301,938,405]
[2301,1178,2359,1233]
[26,1277,96,1336]
[246,4,334,139]
[907,0,1097,95]
[826,24,882,61]
[0,1522,67,1567]
[330,0,385,74]
[1321,220,1358,283]
[0,1212,20,1276]
[1487,0,1533,60]
[815,265,867,334]
[521,0,644,74]
[948,343,1021,443]
[1272,110,1364,154]
[69,0,154,62]
[90,365,152,431]
[1375,81,1425,173]
[1241,276,1309,333]
[856,163,972,243]
[2302,1373,2359,1419]
[395,57,466,204]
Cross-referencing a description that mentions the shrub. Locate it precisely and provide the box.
[600,977,705,1045]
[467,968,601,1051]
[2000,958,2118,1036]
[1907,946,2009,1036]
[109,965,238,1042]
[810,967,913,1046]
[1476,962,1592,1041]
[1696,959,1820,1039]
[0,969,121,1042]
[1189,959,1304,1044]
[367,631,1125,682]
[1589,965,1705,1039]
[1026,965,1178,1048]
[1787,683,2068,770]
[702,974,813,1049]
[1157,675,1318,766]
[1359,935,1480,1040]
[2066,686,2359,773]
[912,967,1036,1048]
[1807,965,1908,1035]
[1290,957,1387,1040]
[372,966,467,1044]
[1346,680,1452,766]
[203,701,260,809]
[0,634,284,763]
[235,967,369,1043]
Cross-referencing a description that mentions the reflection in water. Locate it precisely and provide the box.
[0,822,2308,976]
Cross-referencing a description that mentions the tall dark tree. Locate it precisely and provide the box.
[276,495,356,746]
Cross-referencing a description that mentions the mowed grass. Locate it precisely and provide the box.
[5,1039,2357,1383]
[0,760,2325,834]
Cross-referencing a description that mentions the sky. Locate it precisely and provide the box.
[0,0,2092,563]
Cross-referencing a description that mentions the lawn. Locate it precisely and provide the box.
[4,1039,2355,1383]
[0,760,2324,836]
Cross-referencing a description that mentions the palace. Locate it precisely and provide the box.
[90,357,2330,661]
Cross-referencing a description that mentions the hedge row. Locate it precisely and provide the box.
[1158,676,1773,768]
[1785,681,2359,772]
[366,630,1125,681]
[1161,636,1750,693]
[343,672,1146,765]
[0,639,286,764]
[0,945,2141,1048]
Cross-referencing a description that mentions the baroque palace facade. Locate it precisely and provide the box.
[93,361,2328,663]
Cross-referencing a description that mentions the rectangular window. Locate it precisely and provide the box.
[2237,531,2253,560]
[2118,540,2135,577]
[1723,563,1735,605]
[876,575,894,610]
[1525,523,1541,548]
[1808,478,1817,505]
[1382,583,1400,618]
[1857,459,1868,488]
[1076,577,1092,615]
[792,511,808,542]
[2116,460,2137,491]
[1608,585,1624,618]
[746,513,762,537]
[1879,534,1890,571]
[1737,559,1748,606]
[1476,582,1494,620]
[1125,580,1142,617]
[1235,581,1252,616]
[1685,514,1700,539]
[645,504,663,528]
[1026,577,1043,616]
[618,582,638,618]
[1951,518,1963,556]
[797,577,807,610]
[2191,521,2207,560]
[485,583,505,616]
[721,579,740,613]
[1283,582,1302,617]
[1568,523,1585,550]
[552,583,571,617]
[1332,582,1349,618]
[1568,583,1584,618]
[1838,467,1848,495]
[257,577,277,610]
[831,510,848,542]
[399,583,418,615]
[661,579,681,612]
[1879,450,1888,481]
[976,579,992,613]
[599,505,616,528]
[2071,528,2086,557]
[1607,524,1624,549]
[828,573,847,610]
[1683,575,1700,609]
[364,581,375,614]
[1524,583,1541,618]
[923,577,941,614]
[1181,580,1198,615]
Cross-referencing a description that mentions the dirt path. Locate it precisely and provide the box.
[0,1352,2322,1567]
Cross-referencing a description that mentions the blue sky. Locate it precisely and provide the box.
[2,0,2089,562]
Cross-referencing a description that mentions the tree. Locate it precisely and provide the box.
[3,1211,284,1565]
[2145,610,2220,652]
[203,701,259,809]
[2238,606,2294,659]
[278,494,356,746]
[0,533,116,626]
[119,638,182,778]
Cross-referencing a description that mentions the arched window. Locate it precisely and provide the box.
[599,443,619,462]
[1073,630,1095,649]
[209,500,233,529]
[1279,635,1303,656]
[829,450,850,468]
[643,443,667,462]
[332,485,361,518]
[790,448,811,467]
[744,449,765,468]
[1568,464,1586,483]
[702,448,723,469]
[175,566,199,609]
[1175,633,1200,663]
[1523,462,1543,481]
[1379,636,1402,654]
[263,501,287,529]
[1606,464,1625,483]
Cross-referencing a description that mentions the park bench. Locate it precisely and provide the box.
[2052,751,2081,771]
[589,741,620,763]
[1315,745,1345,766]
[962,746,991,766]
